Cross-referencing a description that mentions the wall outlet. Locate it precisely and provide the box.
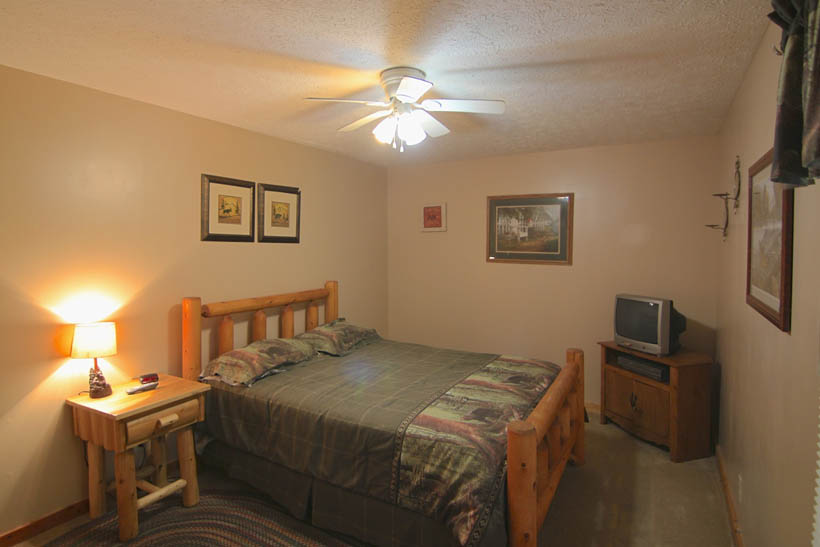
[737,473,743,504]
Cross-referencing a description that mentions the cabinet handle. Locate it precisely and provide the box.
[156,413,179,429]
[629,393,641,413]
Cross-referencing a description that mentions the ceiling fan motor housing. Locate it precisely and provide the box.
[379,67,426,100]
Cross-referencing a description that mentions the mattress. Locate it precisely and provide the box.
[203,339,561,546]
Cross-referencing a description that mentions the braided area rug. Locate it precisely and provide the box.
[46,490,351,546]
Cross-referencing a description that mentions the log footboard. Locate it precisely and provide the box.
[507,348,585,546]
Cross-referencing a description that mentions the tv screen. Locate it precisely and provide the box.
[615,298,659,345]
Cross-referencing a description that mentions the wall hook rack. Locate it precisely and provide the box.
[705,193,731,238]
[706,156,741,239]
[731,155,741,211]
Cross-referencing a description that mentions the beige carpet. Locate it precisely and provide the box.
[541,413,733,546]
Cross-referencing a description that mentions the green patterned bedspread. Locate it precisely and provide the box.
[396,355,560,546]
[205,341,560,547]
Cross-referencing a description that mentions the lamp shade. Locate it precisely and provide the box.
[71,322,117,359]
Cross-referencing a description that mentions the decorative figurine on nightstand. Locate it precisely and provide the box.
[88,367,113,398]
[71,322,117,399]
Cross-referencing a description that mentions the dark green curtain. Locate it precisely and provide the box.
[769,0,818,187]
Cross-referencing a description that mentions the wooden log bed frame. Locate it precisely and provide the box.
[181,281,584,547]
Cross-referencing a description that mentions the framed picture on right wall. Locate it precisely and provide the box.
[746,148,793,332]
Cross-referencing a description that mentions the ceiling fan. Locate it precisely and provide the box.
[306,67,506,152]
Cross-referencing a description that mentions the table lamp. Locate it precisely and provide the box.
[71,322,116,398]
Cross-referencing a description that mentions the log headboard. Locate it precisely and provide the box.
[180,280,339,381]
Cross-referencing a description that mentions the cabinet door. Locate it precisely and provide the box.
[632,380,670,438]
[605,368,634,420]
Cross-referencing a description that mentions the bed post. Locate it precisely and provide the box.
[217,316,234,356]
[325,280,338,323]
[508,348,584,546]
[306,302,319,331]
[251,310,266,342]
[568,348,585,465]
[507,420,538,546]
[181,297,202,381]
[280,306,294,338]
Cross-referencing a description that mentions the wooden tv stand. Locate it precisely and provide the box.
[599,341,713,462]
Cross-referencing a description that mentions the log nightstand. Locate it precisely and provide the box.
[66,374,210,541]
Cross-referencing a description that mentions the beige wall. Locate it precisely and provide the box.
[0,65,387,533]
[716,24,820,546]
[386,136,723,402]
[4,22,817,546]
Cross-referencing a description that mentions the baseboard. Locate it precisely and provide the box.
[0,499,88,547]
[716,445,745,547]
[585,402,601,414]
[0,458,182,546]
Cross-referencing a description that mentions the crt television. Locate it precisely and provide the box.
[614,294,686,355]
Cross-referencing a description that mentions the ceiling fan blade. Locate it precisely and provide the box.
[411,109,450,138]
[420,98,506,114]
[306,97,390,107]
[395,77,433,103]
[338,109,393,132]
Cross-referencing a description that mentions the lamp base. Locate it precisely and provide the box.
[89,367,113,399]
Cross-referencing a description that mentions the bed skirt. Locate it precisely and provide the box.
[201,440,508,547]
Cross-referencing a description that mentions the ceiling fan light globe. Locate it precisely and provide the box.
[372,116,397,144]
[397,114,426,146]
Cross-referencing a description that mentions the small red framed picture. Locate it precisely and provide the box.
[421,202,447,232]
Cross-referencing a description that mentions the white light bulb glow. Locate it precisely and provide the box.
[51,291,121,323]
[396,114,427,146]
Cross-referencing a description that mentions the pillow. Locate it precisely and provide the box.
[295,319,380,356]
[202,338,316,386]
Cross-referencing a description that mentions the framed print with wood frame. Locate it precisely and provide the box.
[201,174,255,241]
[421,202,447,232]
[487,193,574,265]
[258,183,301,243]
[746,149,793,332]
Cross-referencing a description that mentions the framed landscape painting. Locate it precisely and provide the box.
[746,149,793,332]
[201,174,255,242]
[487,193,574,265]
[257,183,301,243]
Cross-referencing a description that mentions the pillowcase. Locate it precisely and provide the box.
[295,319,380,356]
[202,338,316,386]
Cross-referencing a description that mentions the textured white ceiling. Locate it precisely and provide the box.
[0,0,771,167]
